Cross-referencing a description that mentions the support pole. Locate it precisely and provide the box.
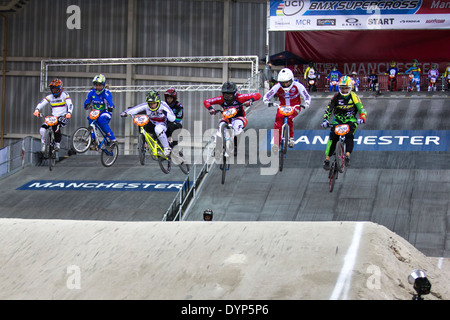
[222,0,231,82]
[1,14,8,148]
[124,0,136,155]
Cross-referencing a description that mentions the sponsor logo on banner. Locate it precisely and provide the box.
[264,130,450,152]
[17,180,188,192]
[269,0,450,30]
[317,18,336,25]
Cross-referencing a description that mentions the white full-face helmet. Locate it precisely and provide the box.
[278,68,294,93]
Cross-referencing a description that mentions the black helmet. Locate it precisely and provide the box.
[221,81,237,104]
[203,209,213,221]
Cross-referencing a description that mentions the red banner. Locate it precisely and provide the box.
[286,30,450,66]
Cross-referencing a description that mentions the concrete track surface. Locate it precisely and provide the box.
[0,92,449,300]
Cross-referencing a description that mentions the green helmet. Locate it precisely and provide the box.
[93,74,106,95]
[146,90,161,111]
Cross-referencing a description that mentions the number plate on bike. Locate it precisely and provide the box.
[222,108,237,119]
[334,124,350,136]
[279,106,295,117]
[133,115,150,127]
[89,109,101,120]
[44,116,58,126]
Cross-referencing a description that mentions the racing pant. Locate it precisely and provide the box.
[144,121,170,149]
[325,121,357,157]
[88,111,116,141]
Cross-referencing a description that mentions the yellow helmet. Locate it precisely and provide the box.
[338,76,353,97]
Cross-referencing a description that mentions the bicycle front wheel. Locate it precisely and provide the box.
[336,140,345,173]
[279,127,288,172]
[282,124,289,155]
[221,124,228,184]
[329,163,338,192]
[72,127,91,153]
[101,141,119,167]
[47,131,55,171]
[138,133,146,165]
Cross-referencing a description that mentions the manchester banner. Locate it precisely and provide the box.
[269,0,450,31]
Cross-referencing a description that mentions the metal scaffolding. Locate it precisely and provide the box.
[40,55,260,93]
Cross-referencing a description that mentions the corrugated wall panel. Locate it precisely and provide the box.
[1,0,285,149]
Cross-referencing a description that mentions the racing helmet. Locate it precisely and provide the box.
[203,209,213,221]
[278,68,294,93]
[49,78,63,97]
[164,87,178,100]
[146,90,161,112]
[338,76,353,97]
[93,74,106,95]
[221,81,238,104]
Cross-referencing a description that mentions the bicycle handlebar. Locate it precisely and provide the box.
[270,102,305,109]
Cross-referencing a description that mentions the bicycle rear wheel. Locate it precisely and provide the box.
[72,127,91,153]
[138,133,146,165]
[175,149,190,175]
[158,154,171,174]
[101,141,119,167]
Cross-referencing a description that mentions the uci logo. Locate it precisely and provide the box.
[283,0,304,16]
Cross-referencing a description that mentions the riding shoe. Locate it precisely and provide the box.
[288,138,295,148]
[345,156,350,166]
[323,159,330,171]
[164,147,172,157]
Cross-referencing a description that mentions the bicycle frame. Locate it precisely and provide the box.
[327,123,349,192]
[211,107,238,184]
[40,114,62,171]
[133,115,167,159]
[141,126,167,159]
[88,110,114,157]
[273,103,301,172]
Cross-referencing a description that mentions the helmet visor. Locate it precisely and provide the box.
[50,86,61,95]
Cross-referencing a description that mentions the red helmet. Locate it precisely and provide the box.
[49,78,63,97]
[164,87,177,100]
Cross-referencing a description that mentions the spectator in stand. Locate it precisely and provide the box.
[385,61,399,92]
[404,59,421,92]
[304,61,319,92]
[350,71,360,92]
[368,69,379,93]
[443,62,450,91]
[427,63,439,92]
[327,65,342,92]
